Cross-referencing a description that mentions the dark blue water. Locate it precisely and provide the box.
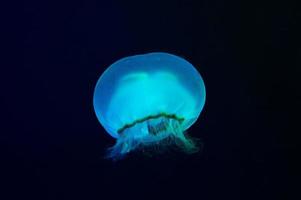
[2,0,299,199]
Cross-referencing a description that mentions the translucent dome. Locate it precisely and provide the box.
[93,52,206,159]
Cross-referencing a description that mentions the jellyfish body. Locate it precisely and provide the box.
[93,52,206,159]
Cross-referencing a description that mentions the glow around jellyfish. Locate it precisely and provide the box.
[93,52,206,159]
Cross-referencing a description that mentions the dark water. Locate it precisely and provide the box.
[2,0,299,199]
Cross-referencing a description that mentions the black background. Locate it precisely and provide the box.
[2,0,300,199]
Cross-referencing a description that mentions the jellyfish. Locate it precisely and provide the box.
[93,52,206,159]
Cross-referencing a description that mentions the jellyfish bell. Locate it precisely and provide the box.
[93,52,206,159]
